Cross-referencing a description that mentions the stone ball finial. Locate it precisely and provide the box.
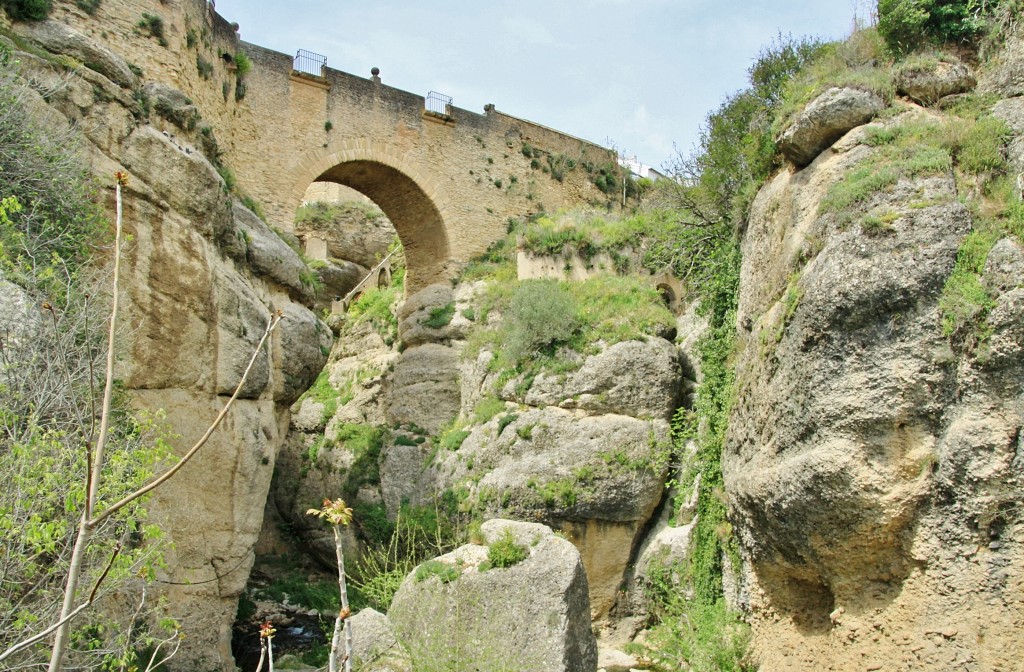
[371,67,380,76]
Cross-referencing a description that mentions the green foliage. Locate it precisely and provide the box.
[194,55,212,78]
[0,63,179,667]
[352,502,461,611]
[0,72,106,300]
[536,478,577,508]
[137,12,167,47]
[772,32,894,138]
[336,423,385,494]
[0,0,51,20]
[300,369,341,423]
[415,560,460,584]
[819,119,956,214]
[957,116,1012,174]
[439,426,471,452]
[505,279,580,361]
[234,51,253,76]
[423,302,455,329]
[877,0,1005,55]
[939,227,1000,339]
[256,572,340,612]
[348,267,405,345]
[630,592,752,672]
[484,530,527,569]
[472,397,507,425]
[75,0,100,14]
[294,200,386,228]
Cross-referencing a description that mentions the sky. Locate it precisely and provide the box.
[213,0,871,172]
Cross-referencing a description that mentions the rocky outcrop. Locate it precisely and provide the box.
[385,343,462,433]
[17,19,138,88]
[895,57,976,105]
[777,87,886,167]
[3,23,331,670]
[522,338,682,421]
[978,25,1024,97]
[726,103,1024,670]
[389,519,598,672]
[292,201,395,269]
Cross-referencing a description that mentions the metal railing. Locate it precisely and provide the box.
[294,49,327,77]
[425,90,453,116]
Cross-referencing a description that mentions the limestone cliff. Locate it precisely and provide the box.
[724,45,1024,672]
[2,9,330,670]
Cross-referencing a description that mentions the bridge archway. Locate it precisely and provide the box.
[291,142,452,292]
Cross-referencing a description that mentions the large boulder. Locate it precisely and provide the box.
[121,125,233,240]
[389,519,597,672]
[992,97,1024,173]
[895,56,976,105]
[385,343,461,433]
[777,87,886,167]
[229,201,314,303]
[433,406,669,617]
[397,282,478,347]
[522,338,682,421]
[349,608,411,672]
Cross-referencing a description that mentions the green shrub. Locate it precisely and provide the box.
[415,560,460,583]
[423,302,455,329]
[630,597,752,672]
[877,0,1000,55]
[257,572,339,612]
[505,279,580,361]
[939,227,1000,338]
[439,427,471,452]
[352,502,461,610]
[75,0,99,14]
[349,266,405,345]
[472,396,506,425]
[137,12,167,47]
[485,530,528,569]
[196,55,214,79]
[336,423,385,494]
[496,412,518,436]
[1,0,51,20]
[956,116,1012,174]
[234,51,253,76]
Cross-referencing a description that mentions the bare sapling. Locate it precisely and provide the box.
[307,498,355,672]
[8,171,287,672]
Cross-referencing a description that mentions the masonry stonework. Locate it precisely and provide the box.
[45,0,619,290]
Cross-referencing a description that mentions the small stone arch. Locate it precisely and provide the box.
[290,142,452,292]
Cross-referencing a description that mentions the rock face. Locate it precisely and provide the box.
[894,56,976,105]
[777,87,886,167]
[373,288,682,618]
[726,106,1024,670]
[5,19,330,671]
[389,520,598,672]
[349,608,411,672]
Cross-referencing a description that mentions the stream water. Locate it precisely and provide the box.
[231,612,328,671]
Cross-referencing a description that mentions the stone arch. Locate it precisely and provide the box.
[291,142,452,292]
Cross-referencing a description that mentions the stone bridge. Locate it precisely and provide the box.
[232,44,620,290]
[70,0,618,290]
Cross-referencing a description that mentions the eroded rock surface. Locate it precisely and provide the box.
[777,87,886,167]
[389,520,598,672]
[726,106,1024,671]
